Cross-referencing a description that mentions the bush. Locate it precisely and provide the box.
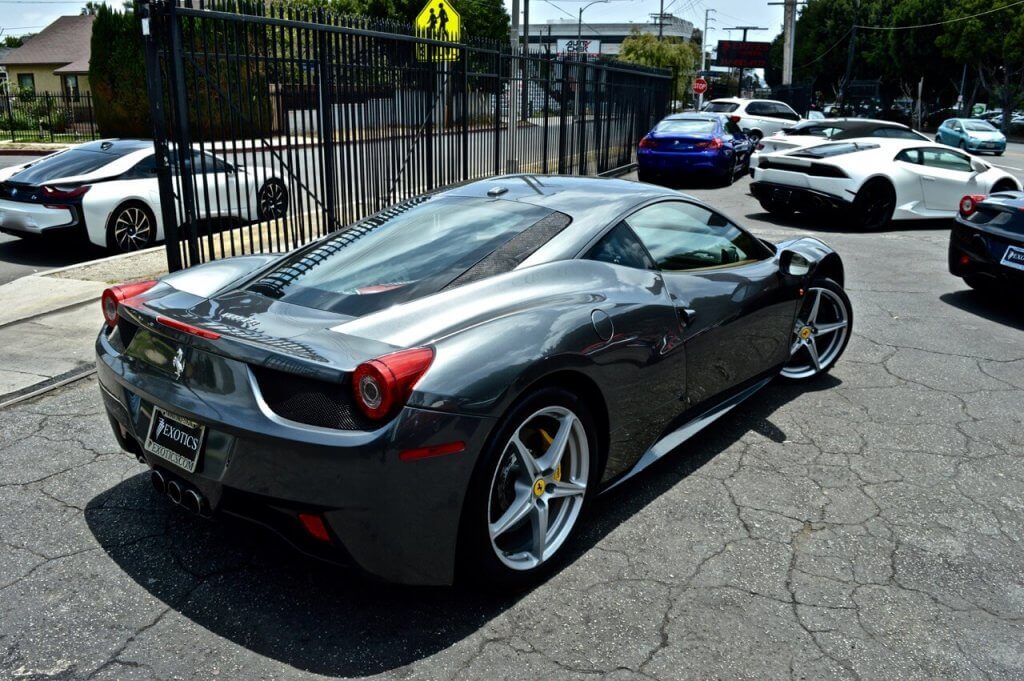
[89,5,151,137]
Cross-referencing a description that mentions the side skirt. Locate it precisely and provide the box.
[601,376,773,494]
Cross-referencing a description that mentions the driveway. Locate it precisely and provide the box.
[1,175,1023,680]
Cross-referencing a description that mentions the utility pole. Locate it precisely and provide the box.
[658,0,664,39]
[722,26,768,97]
[767,0,804,86]
[698,8,715,109]
[838,0,859,113]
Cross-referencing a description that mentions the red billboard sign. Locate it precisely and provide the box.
[716,40,771,69]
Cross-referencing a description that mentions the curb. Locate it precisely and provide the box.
[0,366,96,410]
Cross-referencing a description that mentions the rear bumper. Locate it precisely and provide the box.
[637,148,733,175]
[0,197,78,236]
[948,222,1024,288]
[966,139,1006,153]
[749,181,851,211]
[96,325,496,585]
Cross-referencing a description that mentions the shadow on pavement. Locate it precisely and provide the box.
[0,233,103,279]
[742,209,957,234]
[940,289,1024,330]
[84,376,826,677]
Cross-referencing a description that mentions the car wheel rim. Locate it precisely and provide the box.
[862,187,893,228]
[487,405,589,571]
[259,181,286,218]
[113,207,151,251]
[781,286,849,379]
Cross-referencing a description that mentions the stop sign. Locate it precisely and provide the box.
[692,77,708,95]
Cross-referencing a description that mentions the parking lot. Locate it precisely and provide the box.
[2,167,1022,679]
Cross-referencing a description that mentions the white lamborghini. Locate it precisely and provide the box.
[0,139,288,253]
[750,138,1021,230]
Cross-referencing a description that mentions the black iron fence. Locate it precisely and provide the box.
[140,0,671,271]
[1,91,98,143]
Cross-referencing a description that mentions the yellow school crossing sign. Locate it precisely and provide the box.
[415,0,460,61]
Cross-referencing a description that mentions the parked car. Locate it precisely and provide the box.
[935,118,1007,155]
[750,138,1021,230]
[758,118,929,155]
[636,113,752,185]
[95,175,852,587]
[949,191,1024,291]
[701,97,801,143]
[0,139,287,253]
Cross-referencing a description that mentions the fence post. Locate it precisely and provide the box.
[140,0,183,271]
[316,13,339,233]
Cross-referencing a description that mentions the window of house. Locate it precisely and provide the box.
[63,75,80,101]
[17,73,35,93]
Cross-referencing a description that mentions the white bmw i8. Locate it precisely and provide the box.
[0,139,288,253]
[750,138,1021,230]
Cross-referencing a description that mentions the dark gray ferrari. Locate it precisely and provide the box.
[96,175,852,587]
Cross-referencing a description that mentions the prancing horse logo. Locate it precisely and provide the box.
[172,347,185,380]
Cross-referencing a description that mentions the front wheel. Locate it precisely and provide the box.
[257,178,289,220]
[459,387,598,589]
[780,278,852,381]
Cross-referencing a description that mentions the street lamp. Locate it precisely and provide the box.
[576,0,608,58]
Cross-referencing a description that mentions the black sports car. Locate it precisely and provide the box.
[96,175,853,587]
[949,191,1024,291]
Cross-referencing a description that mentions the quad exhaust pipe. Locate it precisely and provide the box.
[151,470,208,516]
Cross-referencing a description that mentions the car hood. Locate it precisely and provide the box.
[967,130,1005,140]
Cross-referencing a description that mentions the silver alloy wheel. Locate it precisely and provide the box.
[781,286,850,379]
[487,405,589,571]
[259,180,287,219]
[113,206,152,252]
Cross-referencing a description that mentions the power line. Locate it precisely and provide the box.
[797,26,851,67]
[855,0,1024,30]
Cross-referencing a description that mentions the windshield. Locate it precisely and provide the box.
[964,120,997,132]
[702,102,739,113]
[655,119,717,134]
[246,196,557,316]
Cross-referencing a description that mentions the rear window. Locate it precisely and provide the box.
[655,119,717,134]
[790,142,878,158]
[703,102,739,113]
[246,196,557,316]
[7,148,123,185]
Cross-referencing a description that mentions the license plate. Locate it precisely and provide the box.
[1000,245,1024,272]
[144,407,205,473]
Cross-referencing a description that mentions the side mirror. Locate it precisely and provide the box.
[780,250,812,277]
[971,158,987,174]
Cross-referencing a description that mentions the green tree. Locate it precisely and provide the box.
[89,4,151,137]
[618,30,699,100]
[937,0,1024,133]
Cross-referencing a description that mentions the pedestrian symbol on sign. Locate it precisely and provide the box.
[415,0,461,61]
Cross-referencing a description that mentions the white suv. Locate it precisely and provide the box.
[702,98,802,143]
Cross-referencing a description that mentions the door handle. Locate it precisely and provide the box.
[678,307,697,325]
[922,176,936,182]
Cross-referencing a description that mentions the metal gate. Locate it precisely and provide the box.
[140,0,671,271]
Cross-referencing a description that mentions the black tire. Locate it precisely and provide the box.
[106,201,157,254]
[991,181,1016,194]
[963,274,997,293]
[759,198,794,217]
[779,278,853,382]
[850,179,896,231]
[257,178,289,220]
[458,386,599,590]
[958,140,967,150]
[747,130,763,146]
[719,158,737,187]
[995,151,1004,156]
[637,168,655,184]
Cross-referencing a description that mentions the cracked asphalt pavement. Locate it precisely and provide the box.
[2,176,1023,680]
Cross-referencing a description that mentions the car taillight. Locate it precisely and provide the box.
[756,143,765,151]
[696,138,723,150]
[101,280,158,328]
[352,347,434,421]
[638,136,658,149]
[728,115,741,124]
[42,184,90,200]
[959,194,986,217]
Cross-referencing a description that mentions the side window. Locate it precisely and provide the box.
[131,155,157,178]
[921,149,972,173]
[895,149,921,164]
[585,222,655,270]
[772,103,800,121]
[745,101,770,116]
[623,202,770,272]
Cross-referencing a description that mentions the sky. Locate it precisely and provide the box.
[2,0,786,43]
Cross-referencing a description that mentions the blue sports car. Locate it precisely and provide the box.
[935,118,1007,155]
[637,113,752,186]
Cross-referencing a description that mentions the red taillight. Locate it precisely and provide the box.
[728,115,741,124]
[959,194,986,217]
[352,347,434,421]
[156,315,221,340]
[101,280,157,328]
[638,136,658,149]
[399,441,466,462]
[696,137,723,150]
[298,513,331,543]
[756,143,765,151]
[959,254,971,266]
[42,184,90,200]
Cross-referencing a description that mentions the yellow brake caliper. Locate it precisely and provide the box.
[539,429,561,482]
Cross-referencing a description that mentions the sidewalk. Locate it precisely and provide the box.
[0,247,168,407]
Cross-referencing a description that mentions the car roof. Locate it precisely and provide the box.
[663,113,722,121]
[73,138,152,154]
[794,118,907,129]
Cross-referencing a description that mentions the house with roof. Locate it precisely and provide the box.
[0,15,95,98]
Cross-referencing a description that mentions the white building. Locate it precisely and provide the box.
[520,15,694,58]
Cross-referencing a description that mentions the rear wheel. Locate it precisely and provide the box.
[780,278,852,381]
[991,180,1016,194]
[964,274,997,292]
[106,201,156,253]
[747,130,763,145]
[637,168,655,184]
[257,178,289,220]
[459,387,598,589]
[851,179,895,231]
